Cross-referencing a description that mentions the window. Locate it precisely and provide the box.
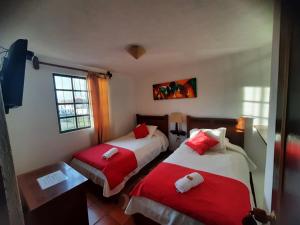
[53,74,91,133]
[242,86,270,126]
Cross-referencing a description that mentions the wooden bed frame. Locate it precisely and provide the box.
[136,114,169,139]
[186,116,244,148]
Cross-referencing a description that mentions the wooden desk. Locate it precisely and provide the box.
[18,162,88,225]
[255,125,268,145]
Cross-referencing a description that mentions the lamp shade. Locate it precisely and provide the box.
[236,116,246,131]
[170,112,184,123]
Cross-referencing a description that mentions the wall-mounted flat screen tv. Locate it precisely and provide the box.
[0,39,28,114]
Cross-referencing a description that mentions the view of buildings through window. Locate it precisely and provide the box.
[53,74,91,132]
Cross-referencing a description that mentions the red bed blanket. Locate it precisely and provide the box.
[73,144,137,189]
[131,162,251,225]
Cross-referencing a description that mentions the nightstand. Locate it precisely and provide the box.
[170,130,187,151]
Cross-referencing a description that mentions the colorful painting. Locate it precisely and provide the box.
[153,78,197,100]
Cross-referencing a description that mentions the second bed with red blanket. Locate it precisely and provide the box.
[130,162,251,225]
[125,139,256,225]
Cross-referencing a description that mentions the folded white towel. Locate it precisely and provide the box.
[102,147,118,159]
[175,172,204,193]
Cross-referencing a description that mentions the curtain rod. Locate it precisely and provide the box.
[37,60,112,79]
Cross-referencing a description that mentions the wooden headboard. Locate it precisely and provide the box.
[136,114,169,138]
[186,116,244,148]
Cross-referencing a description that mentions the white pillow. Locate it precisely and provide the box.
[189,127,227,151]
[136,124,158,138]
[190,128,201,138]
[146,125,158,138]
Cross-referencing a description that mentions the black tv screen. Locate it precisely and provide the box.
[0,39,28,114]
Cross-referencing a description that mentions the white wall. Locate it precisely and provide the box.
[264,0,281,212]
[109,74,136,139]
[135,46,272,120]
[5,62,136,174]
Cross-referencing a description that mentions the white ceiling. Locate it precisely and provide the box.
[0,0,273,77]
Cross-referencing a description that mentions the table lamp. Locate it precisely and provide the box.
[236,116,246,132]
[170,112,186,136]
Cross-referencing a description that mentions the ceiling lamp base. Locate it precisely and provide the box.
[126,44,146,59]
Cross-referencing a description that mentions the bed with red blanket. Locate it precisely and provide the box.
[70,114,169,197]
[73,143,138,190]
[125,117,256,225]
[71,130,168,197]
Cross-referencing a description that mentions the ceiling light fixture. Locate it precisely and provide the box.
[126,44,146,59]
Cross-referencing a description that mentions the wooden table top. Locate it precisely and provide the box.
[255,125,268,145]
[18,162,88,211]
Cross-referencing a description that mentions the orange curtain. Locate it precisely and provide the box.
[87,73,110,145]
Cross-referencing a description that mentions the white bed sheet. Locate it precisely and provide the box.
[70,129,169,197]
[125,140,255,225]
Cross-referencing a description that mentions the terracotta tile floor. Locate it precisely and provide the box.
[86,151,170,225]
[87,191,135,225]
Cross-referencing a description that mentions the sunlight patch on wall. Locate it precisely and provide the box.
[243,86,270,125]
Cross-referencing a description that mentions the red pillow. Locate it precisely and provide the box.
[133,123,149,139]
[185,131,219,155]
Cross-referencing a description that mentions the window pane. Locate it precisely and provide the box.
[76,104,89,115]
[56,91,74,103]
[77,116,91,128]
[54,76,72,90]
[58,104,75,117]
[74,91,88,103]
[73,78,87,91]
[60,117,76,131]
[53,74,90,133]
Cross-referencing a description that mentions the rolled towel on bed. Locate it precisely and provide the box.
[175,172,204,193]
[102,147,118,159]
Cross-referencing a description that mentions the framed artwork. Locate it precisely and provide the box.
[153,78,197,100]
